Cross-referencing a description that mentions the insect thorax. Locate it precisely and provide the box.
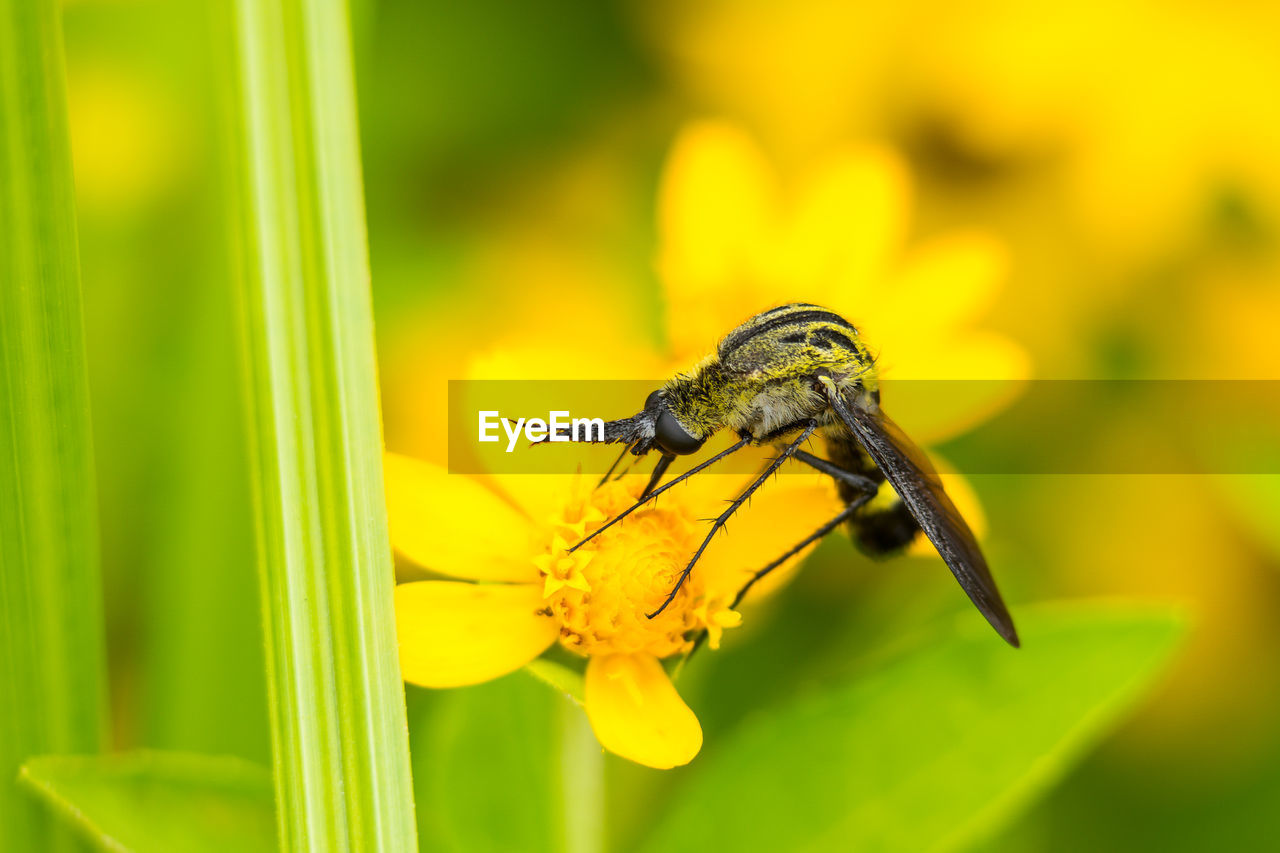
[664,304,878,441]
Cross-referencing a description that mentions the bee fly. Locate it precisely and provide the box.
[563,303,1018,647]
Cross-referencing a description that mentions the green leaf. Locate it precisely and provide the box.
[217,0,417,849]
[19,752,274,853]
[640,602,1186,853]
[410,672,603,853]
[1,0,108,849]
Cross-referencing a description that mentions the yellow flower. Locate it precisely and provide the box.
[386,453,840,769]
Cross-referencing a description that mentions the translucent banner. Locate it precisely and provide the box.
[446,379,1280,475]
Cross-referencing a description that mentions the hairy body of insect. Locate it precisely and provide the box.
[567,303,1019,647]
[663,307,874,435]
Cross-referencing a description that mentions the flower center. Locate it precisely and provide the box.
[532,479,739,658]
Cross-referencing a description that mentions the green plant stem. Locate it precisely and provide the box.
[558,703,604,853]
[222,0,417,849]
[0,0,109,850]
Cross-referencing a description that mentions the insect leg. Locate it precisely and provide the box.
[610,456,638,481]
[730,494,874,609]
[596,445,630,488]
[568,436,752,553]
[796,446,921,557]
[792,449,880,494]
[647,422,819,619]
[641,453,675,499]
[685,465,877,657]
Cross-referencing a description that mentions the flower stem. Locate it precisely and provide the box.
[0,0,109,849]
[220,0,417,849]
[559,703,605,853]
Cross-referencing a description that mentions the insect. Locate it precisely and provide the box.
[563,302,1018,647]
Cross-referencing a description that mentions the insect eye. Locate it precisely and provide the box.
[655,410,704,455]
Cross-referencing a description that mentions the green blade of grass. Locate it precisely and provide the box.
[0,0,109,850]
[19,752,275,853]
[219,0,417,849]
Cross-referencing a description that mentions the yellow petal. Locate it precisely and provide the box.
[703,606,743,651]
[878,334,1030,442]
[785,146,909,307]
[384,453,538,582]
[881,330,1030,381]
[584,654,703,769]
[468,340,665,382]
[864,231,1007,337]
[657,121,779,358]
[395,581,557,688]
[657,121,775,288]
[483,473,583,526]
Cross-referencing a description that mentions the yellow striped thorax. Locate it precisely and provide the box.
[661,303,878,444]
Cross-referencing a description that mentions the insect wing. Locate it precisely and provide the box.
[830,388,1020,647]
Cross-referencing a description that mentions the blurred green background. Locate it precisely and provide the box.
[61,0,1280,850]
